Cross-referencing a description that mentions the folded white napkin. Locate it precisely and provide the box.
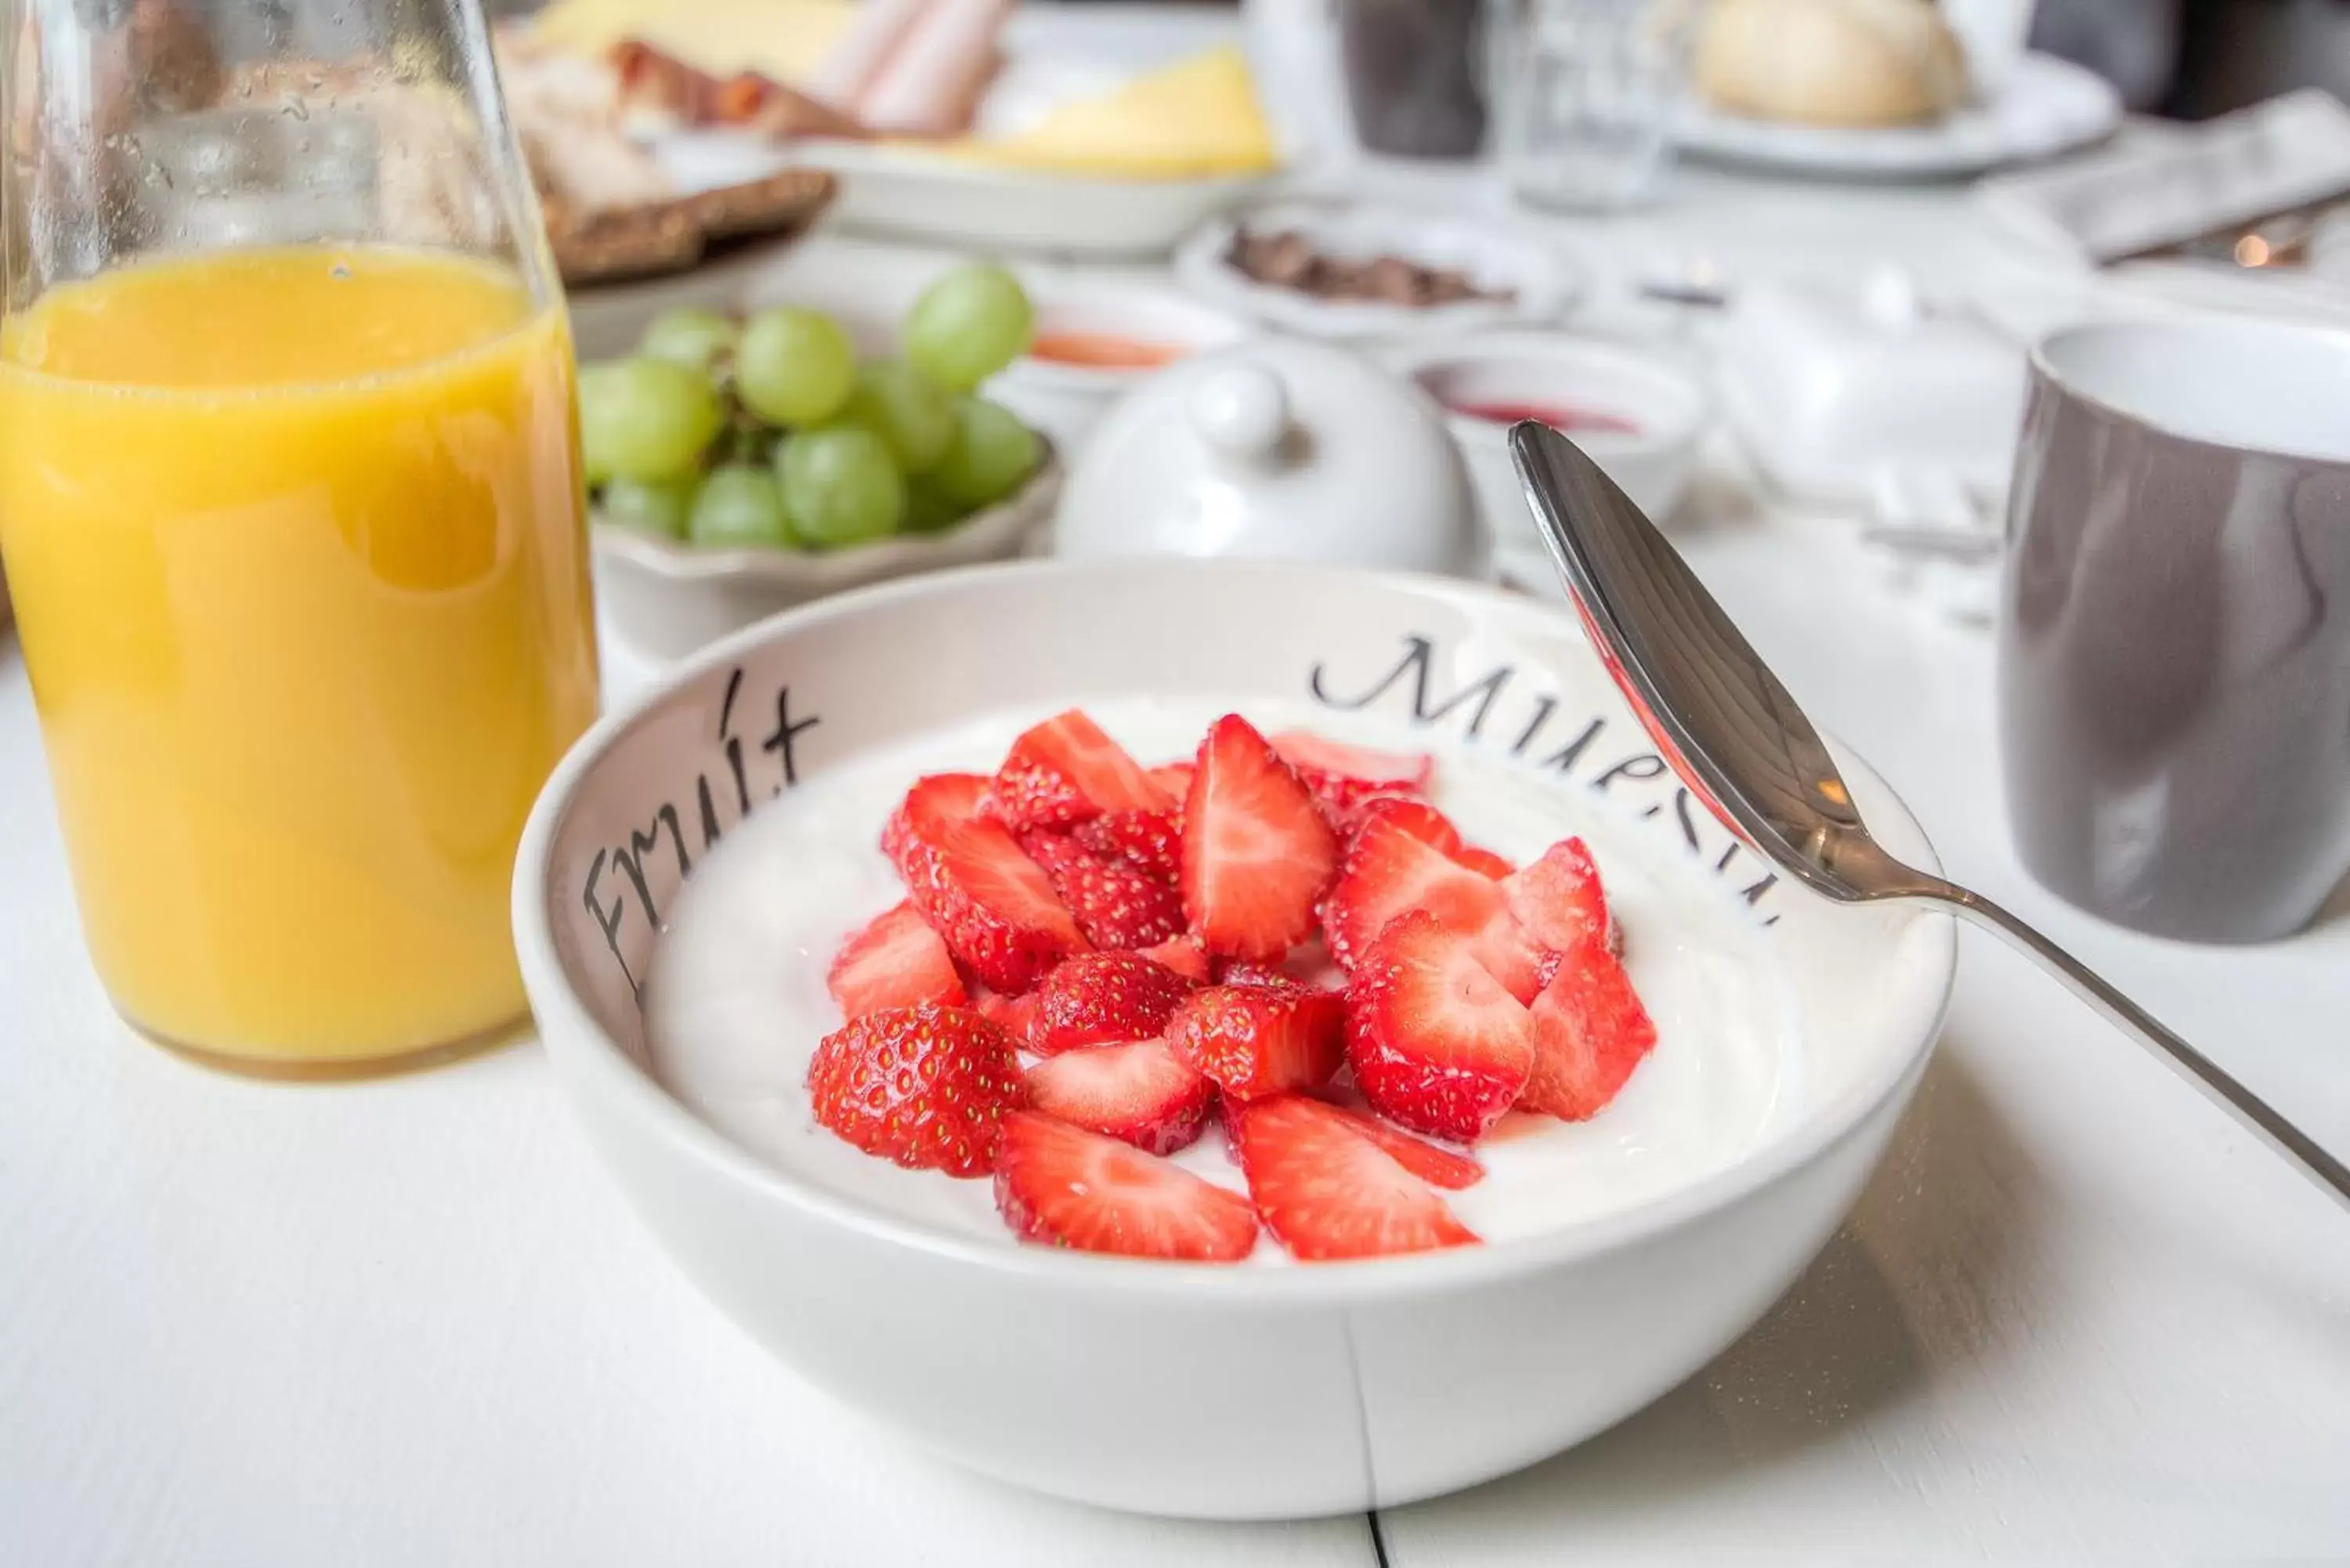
[1976,89,2350,264]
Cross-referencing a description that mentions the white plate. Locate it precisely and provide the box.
[514,560,1955,1519]
[1174,200,1578,338]
[1676,52,2122,179]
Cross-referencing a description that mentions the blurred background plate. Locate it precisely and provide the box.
[1677,51,2123,178]
[794,141,1275,257]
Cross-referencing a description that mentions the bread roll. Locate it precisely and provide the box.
[1695,0,1969,128]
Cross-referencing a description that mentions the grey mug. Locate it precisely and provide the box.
[1999,319,2350,942]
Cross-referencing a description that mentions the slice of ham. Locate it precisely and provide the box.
[855,0,1010,136]
[806,0,934,114]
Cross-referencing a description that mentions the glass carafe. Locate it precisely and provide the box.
[0,0,600,1075]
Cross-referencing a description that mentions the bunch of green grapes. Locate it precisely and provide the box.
[580,262,1045,552]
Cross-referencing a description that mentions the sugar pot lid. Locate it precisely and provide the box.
[1053,334,1489,578]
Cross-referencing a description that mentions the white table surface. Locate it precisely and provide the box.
[7,9,2350,1564]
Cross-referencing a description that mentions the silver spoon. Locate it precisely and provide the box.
[1509,421,2350,1212]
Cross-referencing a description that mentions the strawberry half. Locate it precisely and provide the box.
[994,1112,1258,1262]
[1072,808,1184,886]
[1018,829,1185,950]
[1180,715,1339,960]
[1228,1095,1478,1260]
[1322,811,1547,1002]
[1169,983,1346,1102]
[1318,1100,1484,1190]
[1521,940,1657,1120]
[1023,1039,1215,1155]
[1347,910,1536,1143]
[1505,836,1612,956]
[807,1004,1025,1176]
[826,901,969,1021]
[1029,951,1198,1055]
[1135,934,1212,982]
[888,780,1087,995]
[989,710,1175,833]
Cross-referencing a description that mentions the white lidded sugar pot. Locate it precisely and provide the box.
[1053,334,1491,579]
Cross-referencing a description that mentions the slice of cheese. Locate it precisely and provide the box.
[528,0,855,85]
[942,45,1278,179]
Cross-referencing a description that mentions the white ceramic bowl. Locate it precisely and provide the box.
[1383,332,1709,551]
[591,450,1059,662]
[987,281,1255,456]
[800,140,1276,258]
[512,560,1954,1519]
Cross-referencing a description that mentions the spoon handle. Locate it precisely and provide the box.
[1930,887,2350,1212]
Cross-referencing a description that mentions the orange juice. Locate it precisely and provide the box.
[0,246,599,1069]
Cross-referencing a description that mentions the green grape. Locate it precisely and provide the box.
[928,398,1041,508]
[903,262,1033,393]
[831,359,955,471]
[689,463,795,550]
[601,474,699,539]
[902,479,965,535]
[578,357,725,483]
[736,307,855,426]
[638,307,740,373]
[777,426,906,548]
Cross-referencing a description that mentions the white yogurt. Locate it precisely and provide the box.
[644,698,1801,1255]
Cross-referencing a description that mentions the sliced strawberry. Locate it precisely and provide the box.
[1169,983,1346,1102]
[1350,796,1465,857]
[1317,1100,1484,1190]
[1072,808,1184,886]
[1018,829,1185,950]
[1148,761,1195,800]
[1213,959,1296,990]
[1270,731,1433,793]
[1135,934,1212,982]
[1229,1096,1478,1260]
[1350,796,1515,880]
[1505,836,1612,956]
[971,986,1039,1047]
[1023,1039,1215,1155]
[1453,845,1517,880]
[1322,812,1547,1001]
[880,771,989,860]
[1522,940,1657,1120]
[1346,910,1535,1143]
[988,710,1175,833]
[888,787,1087,995]
[1029,951,1198,1055]
[807,1004,1025,1176]
[993,1112,1258,1262]
[1272,731,1436,832]
[1180,715,1339,960]
[826,901,968,1021]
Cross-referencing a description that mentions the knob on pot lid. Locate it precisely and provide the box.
[1053,334,1489,578]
